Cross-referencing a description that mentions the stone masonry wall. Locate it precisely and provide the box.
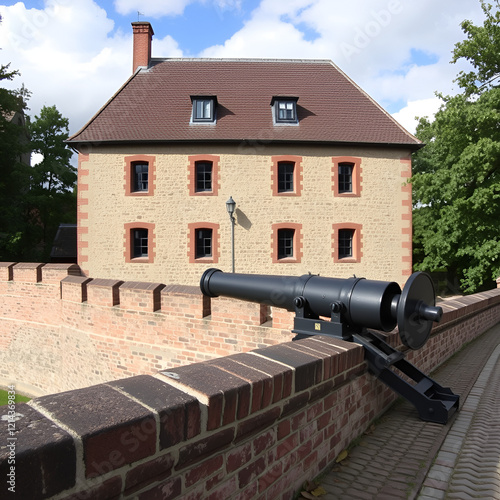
[78,143,412,286]
[0,261,500,499]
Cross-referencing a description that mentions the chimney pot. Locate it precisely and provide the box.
[132,22,154,73]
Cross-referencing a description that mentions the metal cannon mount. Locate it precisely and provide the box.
[201,269,459,424]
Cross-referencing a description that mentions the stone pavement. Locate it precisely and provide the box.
[316,323,500,500]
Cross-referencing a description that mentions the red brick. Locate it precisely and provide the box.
[62,476,122,500]
[277,432,298,459]
[226,442,252,473]
[125,453,174,494]
[185,455,223,487]
[235,406,281,443]
[205,475,239,500]
[253,429,276,456]
[161,364,249,430]
[137,477,182,500]
[277,420,290,440]
[238,456,266,488]
[177,428,234,469]
[258,461,283,493]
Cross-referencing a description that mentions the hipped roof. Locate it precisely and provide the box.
[68,58,422,149]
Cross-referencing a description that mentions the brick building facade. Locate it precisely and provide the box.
[68,22,421,286]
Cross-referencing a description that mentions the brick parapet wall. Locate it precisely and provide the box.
[1,301,500,499]
[1,263,500,498]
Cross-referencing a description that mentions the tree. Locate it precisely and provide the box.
[26,105,76,259]
[0,64,32,260]
[411,1,500,293]
[452,0,500,96]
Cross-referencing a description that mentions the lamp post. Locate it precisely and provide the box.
[226,196,236,273]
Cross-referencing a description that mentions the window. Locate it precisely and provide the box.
[277,229,294,259]
[271,97,299,124]
[271,155,303,196]
[338,229,354,259]
[278,162,294,193]
[196,228,212,258]
[133,162,148,192]
[338,163,353,194]
[332,156,361,197]
[188,222,220,263]
[124,222,155,263]
[195,162,212,192]
[124,155,155,196]
[188,155,220,196]
[133,229,149,258]
[191,96,217,123]
[272,223,302,263]
[332,223,362,263]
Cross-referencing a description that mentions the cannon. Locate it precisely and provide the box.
[200,269,459,424]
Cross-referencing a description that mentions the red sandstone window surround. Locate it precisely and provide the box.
[332,156,362,197]
[271,222,303,263]
[188,222,220,263]
[188,155,220,196]
[124,155,156,196]
[271,155,303,196]
[124,222,156,263]
[332,223,362,263]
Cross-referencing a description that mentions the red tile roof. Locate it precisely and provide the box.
[68,59,421,149]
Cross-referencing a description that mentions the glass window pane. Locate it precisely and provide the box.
[196,228,212,258]
[133,163,148,192]
[195,162,212,192]
[338,229,354,259]
[278,162,294,192]
[339,163,353,193]
[276,100,296,121]
[278,229,294,259]
[133,229,148,258]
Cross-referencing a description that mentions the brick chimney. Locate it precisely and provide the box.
[132,22,154,73]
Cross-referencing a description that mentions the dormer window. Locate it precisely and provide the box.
[191,96,217,123]
[271,96,299,124]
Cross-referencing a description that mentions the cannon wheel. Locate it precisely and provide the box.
[397,272,437,350]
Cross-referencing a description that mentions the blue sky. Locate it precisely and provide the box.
[0,0,486,136]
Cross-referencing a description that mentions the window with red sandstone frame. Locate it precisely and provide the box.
[332,223,362,263]
[124,155,156,196]
[332,156,361,197]
[271,223,303,263]
[188,222,220,263]
[124,222,155,263]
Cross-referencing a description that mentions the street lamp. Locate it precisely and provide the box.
[226,196,236,273]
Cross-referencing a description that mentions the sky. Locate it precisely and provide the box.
[0,0,487,146]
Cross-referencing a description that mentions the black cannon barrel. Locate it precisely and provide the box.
[200,268,402,332]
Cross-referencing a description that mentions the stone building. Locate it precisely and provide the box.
[67,22,421,286]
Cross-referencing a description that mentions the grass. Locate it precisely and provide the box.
[0,389,30,406]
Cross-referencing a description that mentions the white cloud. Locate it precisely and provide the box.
[199,0,485,120]
[0,0,488,147]
[113,0,242,17]
[114,0,192,17]
[391,97,443,135]
[0,0,182,137]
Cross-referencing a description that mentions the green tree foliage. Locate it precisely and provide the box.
[0,64,32,259]
[452,0,500,96]
[0,63,76,261]
[412,1,500,293]
[26,105,77,259]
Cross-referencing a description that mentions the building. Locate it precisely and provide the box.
[67,22,421,286]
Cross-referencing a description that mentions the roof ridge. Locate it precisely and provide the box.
[150,57,333,64]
